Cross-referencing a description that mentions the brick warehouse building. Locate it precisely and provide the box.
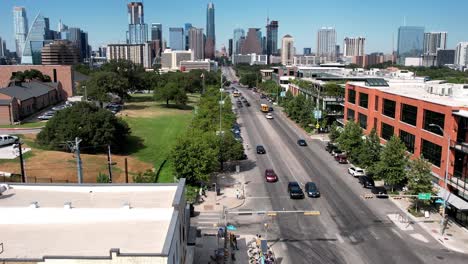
[344,79,468,227]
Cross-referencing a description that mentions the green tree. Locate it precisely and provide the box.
[82,71,129,107]
[337,121,363,162]
[239,73,258,88]
[323,82,345,97]
[375,135,408,191]
[329,122,341,143]
[154,81,188,106]
[357,128,381,172]
[37,102,131,152]
[100,59,145,91]
[407,157,434,211]
[96,172,110,183]
[132,169,157,183]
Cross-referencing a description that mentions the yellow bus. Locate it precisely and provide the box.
[233,91,241,97]
[261,104,269,113]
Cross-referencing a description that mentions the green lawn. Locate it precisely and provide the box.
[0,121,46,128]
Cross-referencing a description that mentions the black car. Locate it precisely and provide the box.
[288,182,305,199]
[358,176,375,188]
[245,101,251,107]
[326,142,338,153]
[269,107,274,112]
[371,186,388,198]
[305,182,320,198]
[297,139,307,146]
[256,145,266,154]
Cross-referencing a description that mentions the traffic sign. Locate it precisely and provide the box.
[435,199,445,204]
[226,225,237,231]
[280,91,286,97]
[313,110,322,119]
[418,193,431,200]
[315,123,320,129]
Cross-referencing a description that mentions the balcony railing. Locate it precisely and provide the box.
[450,140,468,154]
[449,175,468,193]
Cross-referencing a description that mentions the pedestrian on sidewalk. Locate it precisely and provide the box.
[198,188,204,203]
[236,189,240,199]
[233,235,239,250]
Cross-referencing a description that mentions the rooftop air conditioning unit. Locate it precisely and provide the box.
[0,184,9,195]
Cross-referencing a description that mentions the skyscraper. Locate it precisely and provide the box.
[189,27,204,60]
[233,28,245,54]
[228,38,233,57]
[397,26,424,64]
[0,37,6,57]
[169,27,184,50]
[423,32,447,56]
[303,48,312,55]
[343,37,366,57]
[266,20,279,56]
[185,23,193,50]
[151,23,162,41]
[281,35,294,66]
[205,2,215,59]
[127,2,148,44]
[241,28,262,54]
[13,7,28,58]
[455,42,468,67]
[21,13,51,64]
[317,27,337,61]
[151,23,163,60]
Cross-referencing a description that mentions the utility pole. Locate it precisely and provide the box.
[17,142,25,183]
[67,137,83,184]
[124,158,129,183]
[107,145,113,183]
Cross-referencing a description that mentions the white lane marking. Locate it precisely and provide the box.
[391,228,403,239]
[369,230,380,240]
[410,233,429,243]
[349,235,357,243]
[336,233,345,243]
[246,196,290,199]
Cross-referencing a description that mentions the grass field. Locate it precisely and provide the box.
[0,121,46,128]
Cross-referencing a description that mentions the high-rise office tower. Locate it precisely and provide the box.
[303,48,311,55]
[343,37,365,57]
[205,2,215,59]
[317,27,337,61]
[281,35,294,66]
[13,6,28,58]
[228,38,233,57]
[151,23,162,41]
[261,36,267,55]
[455,42,468,67]
[185,23,192,50]
[151,23,163,60]
[169,27,184,50]
[0,37,5,57]
[21,13,51,64]
[266,20,278,56]
[233,28,245,54]
[241,28,262,54]
[189,27,204,60]
[127,2,148,44]
[397,26,424,64]
[423,32,447,56]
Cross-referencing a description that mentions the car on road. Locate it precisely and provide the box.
[335,154,348,163]
[0,135,19,147]
[326,142,338,153]
[265,169,278,182]
[269,107,273,112]
[260,94,266,99]
[245,101,250,107]
[297,139,307,146]
[348,167,366,177]
[288,182,305,199]
[331,149,343,157]
[358,176,375,188]
[265,113,273,119]
[371,186,388,198]
[52,105,68,111]
[38,112,55,120]
[256,145,266,154]
[305,182,320,198]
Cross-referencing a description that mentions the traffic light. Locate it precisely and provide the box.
[439,206,444,215]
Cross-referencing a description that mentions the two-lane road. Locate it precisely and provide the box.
[225,78,466,264]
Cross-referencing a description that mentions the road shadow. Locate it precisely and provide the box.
[128,95,153,103]
[123,104,150,110]
[158,104,194,111]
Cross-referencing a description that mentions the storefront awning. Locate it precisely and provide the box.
[438,189,468,210]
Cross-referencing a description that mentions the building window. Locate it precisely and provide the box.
[400,130,415,153]
[348,89,356,104]
[373,118,377,129]
[400,103,418,126]
[347,108,355,121]
[423,109,445,136]
[421,139,442,167]
[382,99,396,118]
[359,92,368,108]
[381,122,394,140]
[358,113,367,129]
[53,69,57,82]
[375,95,379,111]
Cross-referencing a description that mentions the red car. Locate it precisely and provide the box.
[265,169,278,182]
[335,154,348,164]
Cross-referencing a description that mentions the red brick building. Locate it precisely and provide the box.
[344,79,468,226]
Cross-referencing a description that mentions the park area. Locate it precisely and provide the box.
[0,94,198,183]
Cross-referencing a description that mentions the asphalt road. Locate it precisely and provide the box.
[222,67,466,264]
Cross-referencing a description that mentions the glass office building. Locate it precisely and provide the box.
[13,6,28,58]
[169,28,184,51]
[21,13,51,64]
[397,26,425,64]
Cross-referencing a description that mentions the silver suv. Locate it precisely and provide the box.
[0,135,19,147]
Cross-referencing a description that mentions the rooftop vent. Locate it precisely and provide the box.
[64,202,72,209]
[30,201,39,208]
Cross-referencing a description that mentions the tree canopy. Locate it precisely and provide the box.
[337,120,363,162]
[374,135,408,190]
[10,70,51,82]
[81,71,129,106]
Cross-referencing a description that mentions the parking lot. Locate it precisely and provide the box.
[0,144,31,159]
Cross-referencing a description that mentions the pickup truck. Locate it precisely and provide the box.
[0,135,19,147]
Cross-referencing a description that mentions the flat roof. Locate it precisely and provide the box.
[0,183,182,260]
[348,81,468,108]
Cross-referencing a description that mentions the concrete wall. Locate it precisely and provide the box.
[0,65,74,99]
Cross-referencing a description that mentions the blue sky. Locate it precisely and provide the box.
[1,0,467,54]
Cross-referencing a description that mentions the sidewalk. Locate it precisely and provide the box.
[390,197,468,253]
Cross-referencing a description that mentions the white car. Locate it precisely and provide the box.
[266,113,273,119]
[348,167,366,177]
[0,135,19,147]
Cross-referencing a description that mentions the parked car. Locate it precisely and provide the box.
[331,149,343,157]
[359,176,375,188]
[260,94,266,99]
[265,113,273,119]
[269,107,274,112]
[52,105,67,111]
[305,182,320,198]
[245,101,251,107]
[38,113,55,120]
[265,169,278,182]
[0,135,19,147]
[348,167,366,177]
[371,186,388,198]
[297,139,307,146]
[326,142,338,153]
[256,145,266,154]
[288,182,305,199]
[336,154,348,164]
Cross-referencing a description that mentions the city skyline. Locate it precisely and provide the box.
[1,0,468,54]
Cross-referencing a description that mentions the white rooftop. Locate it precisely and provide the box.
[348,81,468,107]
[0,183,183,260]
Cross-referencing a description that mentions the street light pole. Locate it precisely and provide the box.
[429,123,450,235]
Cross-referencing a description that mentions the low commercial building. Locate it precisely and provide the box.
[0,81,62,125]
[107,43,152,68]
[180,60,218,72]
[232,53,267,65]
[0,180,188,263]
[161,49,192,71]
[41,40,80,65]
[344,80,468,227]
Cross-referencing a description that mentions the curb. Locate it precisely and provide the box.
[389,197,467,253]
[0,127,44,130]
[228,197,246,210]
